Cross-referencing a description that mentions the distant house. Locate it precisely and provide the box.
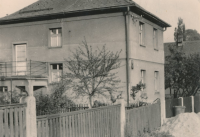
[0,0,170,118]
[164,40,200,57]
[164,40,200,98]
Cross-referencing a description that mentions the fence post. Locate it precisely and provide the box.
[20,80,37,137]
[116,98,125,137]
[190,96,194,112]
[0,110,3,135]
[179,97,183,106]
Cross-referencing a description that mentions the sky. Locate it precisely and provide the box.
[0,0,200,42]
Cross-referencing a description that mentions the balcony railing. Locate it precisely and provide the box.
[0,60,48,78]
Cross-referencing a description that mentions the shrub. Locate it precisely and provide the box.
[0,90,27,104]
[92,100,107,108]
[36,83,75,115]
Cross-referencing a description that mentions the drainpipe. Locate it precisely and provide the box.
[10,79,12,104]
[125,7,130,106]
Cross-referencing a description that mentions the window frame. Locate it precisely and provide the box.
[0,86,8,92]
[49,63,63,83]
[153,28,158,50]
[49,28,62,48]
[154,71,159,92]
[139,22,145,47]
[141,70,146,91]
[141,70,145,84]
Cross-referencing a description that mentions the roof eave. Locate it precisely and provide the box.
[131,6,171,27]
[0,4,171,27]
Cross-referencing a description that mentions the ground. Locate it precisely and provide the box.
[141,112,200,137]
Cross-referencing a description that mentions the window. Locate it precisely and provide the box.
[50,28,62,47]
[141,70,146,91]
[50,63,63,82]
[141,70,145,84]
[139,22,145,46]
[0,86,8,92]
[15,44,27,75]
[154,71,159,92]
[153,28,158,49]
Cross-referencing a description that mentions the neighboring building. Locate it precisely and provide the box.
[164,40,200,57]
[0,0,170,119]
[164,40,200,98]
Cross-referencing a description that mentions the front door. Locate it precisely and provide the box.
[15,44,26,75]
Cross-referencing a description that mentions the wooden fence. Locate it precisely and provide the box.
[37,104,121,137]
[183,97,192,112]
[0,103,27,137]
[194,95,200,113]
[165,95,200,118]
[165,98,181,118]
[125,102,161,137]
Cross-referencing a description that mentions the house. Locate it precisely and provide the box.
[164,40,200,57]
[0,0,170,119]
[164,40,200,98]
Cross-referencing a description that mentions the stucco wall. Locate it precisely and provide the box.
[0,13,126,62]
[0,12,165,117]
[0,13,128,102]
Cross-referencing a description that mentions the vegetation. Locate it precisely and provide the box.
[62,39,122,107]
[36,82,74,115]
[130,81,148,107]
[185,29,200,41]
[174,18,185,42]
[0,81,75,115]
[165,44,200,98]
[125,126,173,137]
[0,90,26,104]
[174,18,200,42]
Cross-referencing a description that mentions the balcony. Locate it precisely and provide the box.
[0,60,48,80]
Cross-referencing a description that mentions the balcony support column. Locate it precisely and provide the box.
[27,80,34,96]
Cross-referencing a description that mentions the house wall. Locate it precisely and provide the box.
[0,12,128,102]
[0,12,165,119]
[128,12,165,120]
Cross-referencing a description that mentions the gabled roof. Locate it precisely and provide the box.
[164,40,200,57]
[0,0,171,27]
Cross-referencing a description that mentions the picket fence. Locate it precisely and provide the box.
[125,102,161,137]
[0,103,27,137]
[37,104,121,137]
[36,101,161,137]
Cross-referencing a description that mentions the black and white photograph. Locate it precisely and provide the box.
[0,0,200,136]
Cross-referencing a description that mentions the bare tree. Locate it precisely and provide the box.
[63,40,122,107]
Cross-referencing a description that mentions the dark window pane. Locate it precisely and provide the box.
[52,64,57,69]
[59,64,63,70]
[58,28,62,34]
[0,86,8,92]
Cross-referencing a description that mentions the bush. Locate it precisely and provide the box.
[35,92,74,115]
[36,83,75,115]
[0,90,27,104]
[92,100,107,108]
